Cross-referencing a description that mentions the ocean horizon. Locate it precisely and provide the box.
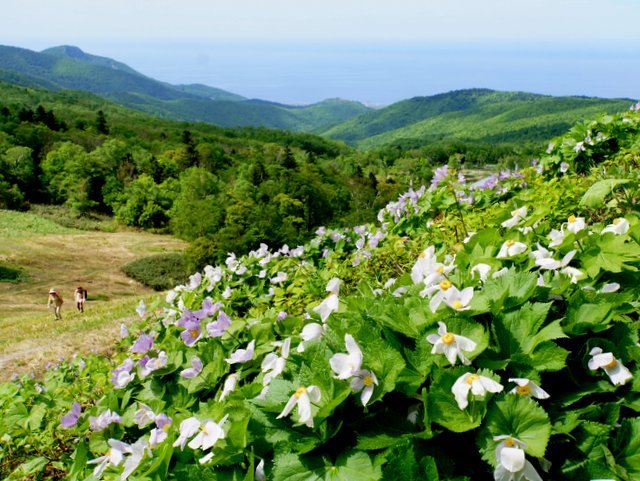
[38,40,640,106]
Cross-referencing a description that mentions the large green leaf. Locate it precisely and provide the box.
[579,179,630,207]
[477,395,551,463]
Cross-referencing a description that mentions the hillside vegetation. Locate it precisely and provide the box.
[0,81,410,266]
[324,89,631,149]
[0,103,639,480]
[0,44,371,131]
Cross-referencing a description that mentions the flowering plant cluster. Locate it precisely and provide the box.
[1,114,640,480]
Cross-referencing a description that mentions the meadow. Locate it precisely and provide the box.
[0,209,185,380]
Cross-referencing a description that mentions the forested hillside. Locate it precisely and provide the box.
[0,45,371,131]
[324,89,631,149]
[0,82,409,266]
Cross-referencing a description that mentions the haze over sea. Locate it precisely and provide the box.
[88,40,640,106]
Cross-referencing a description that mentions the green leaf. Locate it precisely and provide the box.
[582,235,640,277]
[563,302,614,336]
[477,395,551,464]
[478,271,538,311]
[272,451,381,481]
[428,367,494,433]
[579,179,630,207]
[612,418,640,478]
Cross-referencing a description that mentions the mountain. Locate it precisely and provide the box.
[323,89,632,149]
[0,44,371,131]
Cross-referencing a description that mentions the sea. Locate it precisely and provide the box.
[86,40,639,106]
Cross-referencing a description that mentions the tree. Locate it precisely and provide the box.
[96,110,109,134]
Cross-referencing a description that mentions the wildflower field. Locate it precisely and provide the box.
[1,107,640,480]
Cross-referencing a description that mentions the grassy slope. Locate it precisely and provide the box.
[0,210,186,380]
[324,89,632,148]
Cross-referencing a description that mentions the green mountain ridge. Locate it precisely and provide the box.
[0,44,371,131]
[324,88,632,149]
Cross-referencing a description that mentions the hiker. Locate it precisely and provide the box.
[47,288,64,320]
[74,286,87,313]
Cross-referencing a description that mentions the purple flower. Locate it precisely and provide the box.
[430,165,449,190]
[139,351,168,377]
[180,321,202,347]
[177,309,199,328]
[206,311,231,338]
[60,402,82,428]
[181,356,203,379]
[111,358,135,389]
[131,334,154,354]
[89,409,122,432]
[277,311,288,321]
[193,298,223,320]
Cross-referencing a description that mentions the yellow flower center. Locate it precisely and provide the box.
[506,239,515,247]
[604,358,617,369]
[419,251,427,258]
[189,328,199,338]
[466,374,480,384]
[439,279,452,290]
[295,387,307,399]
[203,425,209,435]
[436,266,445,274]
[515,385,531,396]
[452,300,463,310]
[363,375,375,387]
[163,423,171,432]
[442,332,456,345]
[504,437,515,447]
[511,209,519,217]
[568,215,576,223]
[613,218,622,225]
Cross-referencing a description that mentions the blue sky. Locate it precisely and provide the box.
[2,1,639,104]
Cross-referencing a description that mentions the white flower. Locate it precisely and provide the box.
[411,246,436,284]
[121,438,151,480]
[548,228,565,247]
[502,206,528,229]
[471,263,492,282]
[601,218,629,235]
[493,434,527,459]
[219,373,239,401]
[173,417,202,450]
[120,323,129,338]
[452,372,503,410]
[313,278,341,322]
[89,409,122,432]
[497,240,527,258]
[427,322,477,365]
[226,340,255,364]
[560,161,570,173]
[561,266,584,284]
[297,322,326,352]
[270,271,287,284]
[508,378,550,399]
[350,369,378,406]
[222,286,232,299]
[422,279,455,312]
[588,347,633,385]
[277,385,321,427]
[255,459,266,481]
[494,446,543,481]
[136,300,146,318]
[565,215,586,235]
[188,415,228,451]
[443,286,474,312]
[535,249,576,271]
[140,351,168,377]
[330,334,363,380]
[112,370,135,389]
[492,267,509,279]
[261,338,291,385]
[573,141,586,152]
[88,439,130,479]
[599,282,620,293]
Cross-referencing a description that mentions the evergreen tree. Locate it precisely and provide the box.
[96,110,109,134]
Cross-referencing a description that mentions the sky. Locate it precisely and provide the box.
[2,1,640,104]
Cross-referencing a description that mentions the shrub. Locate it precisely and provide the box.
[121,253,190,290]
[0,263,25,282]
